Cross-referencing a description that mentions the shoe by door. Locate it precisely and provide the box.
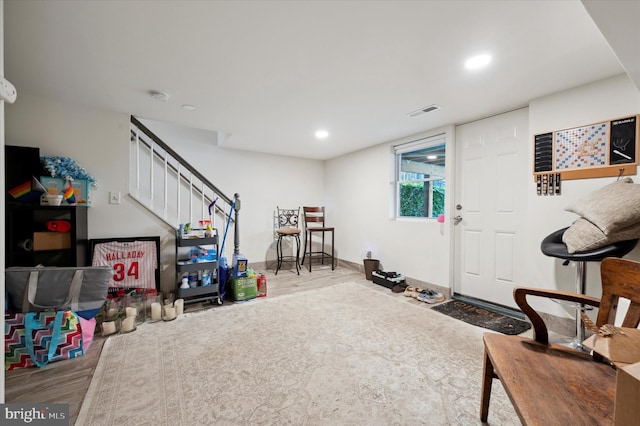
[453,108,529,308]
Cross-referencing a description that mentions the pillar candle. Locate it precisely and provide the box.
[164,306,176,321]
[121,316,136,333]
[174,299,184,316]
[125,307,137,317]
[102,321,116,336]
[151,302,162,321]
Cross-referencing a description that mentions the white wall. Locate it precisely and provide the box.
[153,122,326,263]
[326,73,640,318]
[5,93,324,294]
[6,73,640,317]
[325,126,455,288]
[524,74,640,316]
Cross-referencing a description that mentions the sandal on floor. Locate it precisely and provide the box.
[411,287,423,298]
[403,286,415,297]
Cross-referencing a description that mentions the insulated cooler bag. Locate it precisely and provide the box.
[5,266,111,319]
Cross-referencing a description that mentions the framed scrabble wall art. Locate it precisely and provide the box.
[533,115,639,194]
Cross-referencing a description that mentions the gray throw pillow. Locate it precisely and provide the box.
[565,178,640,235]
[563,217,640,253]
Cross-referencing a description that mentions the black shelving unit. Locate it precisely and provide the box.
[175,229,222,305]
[5,202,88,267]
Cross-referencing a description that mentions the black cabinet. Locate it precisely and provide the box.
[5,203,88,267]
[175,229,222,305]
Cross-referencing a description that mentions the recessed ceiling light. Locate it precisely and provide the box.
[315,130,329,139]
[427,155,438,160]
[149,90,170,102]
[181,104,197,111]
[465,54,492,70]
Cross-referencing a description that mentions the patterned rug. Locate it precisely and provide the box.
[431,300,532,335]
[76,282,519,425]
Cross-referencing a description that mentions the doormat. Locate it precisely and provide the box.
[431,300,531,335]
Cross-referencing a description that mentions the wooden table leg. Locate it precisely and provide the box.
[480,349,494,422]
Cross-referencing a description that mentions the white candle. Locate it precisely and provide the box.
[121,316,136,332]
[106,308,118,318]
[151,302,162,321]
[164,306,176,321]
[174,299,184,316]
[102,321,116,335]
[125,307,137,317]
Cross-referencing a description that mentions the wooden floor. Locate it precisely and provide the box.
[4,263,363,425]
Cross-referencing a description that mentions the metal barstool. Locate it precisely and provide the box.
[540,227,638,349]
[275,207,301,275]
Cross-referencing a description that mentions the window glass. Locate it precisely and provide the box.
[395,138,446,218]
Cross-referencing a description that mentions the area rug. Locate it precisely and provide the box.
[431,300,531,335]
[76,282,519,425]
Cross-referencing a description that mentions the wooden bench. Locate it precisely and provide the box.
[481,257,640,425]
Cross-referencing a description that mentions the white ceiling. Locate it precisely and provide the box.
[4,0,635,160]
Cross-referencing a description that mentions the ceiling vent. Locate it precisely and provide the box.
[406,104,441,118]
[149,90,170,102]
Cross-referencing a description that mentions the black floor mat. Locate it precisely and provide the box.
[431,300,531,335]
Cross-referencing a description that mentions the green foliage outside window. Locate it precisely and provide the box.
[399,183,444,217]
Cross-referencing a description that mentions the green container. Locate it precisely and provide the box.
[231,276,257,301]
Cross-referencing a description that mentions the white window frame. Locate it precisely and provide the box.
[393,133,446,219]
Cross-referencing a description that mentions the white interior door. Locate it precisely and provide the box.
[453,108,529,308]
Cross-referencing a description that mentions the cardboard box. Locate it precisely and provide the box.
[33,232,71,251]
[615,362,640,425]
[230,276,257,301]
[582,327,640,366]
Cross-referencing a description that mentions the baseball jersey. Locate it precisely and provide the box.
[92,240,158,289]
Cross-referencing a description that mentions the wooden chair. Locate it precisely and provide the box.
[301,206,335,272]
[481,257,640,425]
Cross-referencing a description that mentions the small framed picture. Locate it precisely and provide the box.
[39,177,91,206]
[40,177,64,205]
[71,179,91,206]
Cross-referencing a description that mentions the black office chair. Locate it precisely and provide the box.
[540,227,638,348]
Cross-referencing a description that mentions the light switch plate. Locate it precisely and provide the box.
[109,191,121,204]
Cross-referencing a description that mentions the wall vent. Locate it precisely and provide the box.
[406,104,441,118]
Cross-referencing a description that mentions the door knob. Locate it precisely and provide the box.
[453,216,463,225]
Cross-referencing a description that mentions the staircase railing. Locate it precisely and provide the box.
[129,117,239,254]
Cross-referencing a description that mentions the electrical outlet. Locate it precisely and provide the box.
[109,191,121,204]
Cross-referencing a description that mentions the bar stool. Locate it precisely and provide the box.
[301,206,335,272]
[540,227,638,349]
[275,207,301,275]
